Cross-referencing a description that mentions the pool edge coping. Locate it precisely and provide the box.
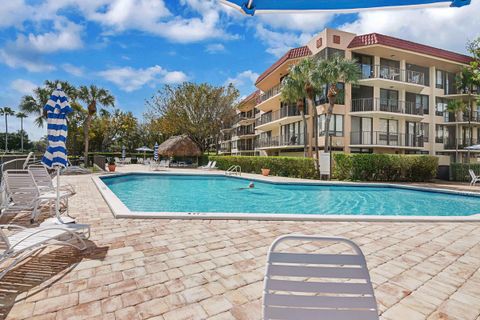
[92,171,480,222]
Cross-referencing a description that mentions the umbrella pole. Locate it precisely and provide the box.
[56,167,61,222]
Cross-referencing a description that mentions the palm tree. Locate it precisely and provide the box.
[16,112,28,152]
[281,74,308,157]
[78,85,115,165]
[312,55,360,152]
[0,107,15,152]
[447,99,467,162]
[19,80,78,128]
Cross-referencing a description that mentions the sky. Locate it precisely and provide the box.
[0,0,479,141]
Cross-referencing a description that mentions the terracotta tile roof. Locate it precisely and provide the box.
[239,90,260,106]
[348,33,472,65]
[255,46,312,85]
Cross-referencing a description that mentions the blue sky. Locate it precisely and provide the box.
[0,0,479,140]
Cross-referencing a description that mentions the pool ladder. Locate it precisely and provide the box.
[225,165,241,176]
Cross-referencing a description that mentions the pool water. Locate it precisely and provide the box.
[101,174,480,216]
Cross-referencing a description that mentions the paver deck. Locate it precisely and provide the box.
[1,166,480,320]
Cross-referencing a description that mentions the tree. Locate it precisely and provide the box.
[313,55,360,153]
[77,85,115,164]
[466,37,480,86]
[145,82,239,152]
[447,99,467,162]
[281,71,308,157]
[16,112,28,152]
[19,80,78,128]
[0,107,15,152]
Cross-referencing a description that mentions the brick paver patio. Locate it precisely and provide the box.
[1,168,480,319]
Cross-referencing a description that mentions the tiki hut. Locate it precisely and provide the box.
[158,135,202,166]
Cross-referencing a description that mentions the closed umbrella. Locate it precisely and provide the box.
[153,142,159,162]
[42,84,73,224]
[221,0,470,15]
[122,145,126,161]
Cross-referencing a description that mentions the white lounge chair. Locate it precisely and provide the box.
[207,161,217,170]
[469,169,480,185]
[28,165,76,195]
[1,170,71,223]
[263,235,379,320]
[0,223,90,280]
[200,161,212,169]
[124,157,132,164]
[137,158,144,165]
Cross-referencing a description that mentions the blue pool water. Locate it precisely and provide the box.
[101,174,480,216]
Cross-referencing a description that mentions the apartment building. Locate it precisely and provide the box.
[220,90,258,156]
[222,28,478,165]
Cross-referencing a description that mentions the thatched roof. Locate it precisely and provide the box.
[158,135,202,157]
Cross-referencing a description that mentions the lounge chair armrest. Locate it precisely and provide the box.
[0,224,27,231]
[8,226,87,251]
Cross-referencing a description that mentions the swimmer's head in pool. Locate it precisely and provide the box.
[249,182,254,188]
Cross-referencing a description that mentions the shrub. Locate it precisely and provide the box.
[451,163,480,181]
[333,153,438,182]
[209,155,317,179]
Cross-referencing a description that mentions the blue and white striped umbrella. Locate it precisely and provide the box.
[41,84,72,169]
[221,0,470,15]
[122,145,126,160]
[153,142,159,161]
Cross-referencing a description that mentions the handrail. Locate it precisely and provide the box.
[225,165,242,176]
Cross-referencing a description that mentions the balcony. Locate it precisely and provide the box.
[351,98,424,119]
[233,141,255,152]
[232,127,255,140]
[350,131,424,148]
[256,105,306,131]
[443,111,480,124]
[256,133,305,149]
[235,112,256,126]
[443,139,479,150]
[358,64,426,93]
[256,83,282,111]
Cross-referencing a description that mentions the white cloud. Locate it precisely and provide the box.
[10,79,38,96]
[256,12,333,33]
[341,2,480,54]
[205,43,226,54]
[98,65,188,92]
[254,24,313,58]
[62,63,85,77]
[0,20,83,72]
[225,70,259,89]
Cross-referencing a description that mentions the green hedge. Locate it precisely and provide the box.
[333,153,438,182]
[451,163,480,181]
[209,155,317,179]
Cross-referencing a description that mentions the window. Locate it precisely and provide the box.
[318,114,343,136]
[314,83,345,105]
[379,119,399,145]
[436,69,456,94]
[352,53,374,79]
[406,121,428,146]
[333,35,341,44]
[436,124,444,143]
[406,92,429,115]
[380,89,399,112]
[316,37,322,48]
[436,97,448,116]
[316,47,345,60]
[351,116,373,145]
[281,121,304,145]
[406,63,429,86]
[436,69,444,89]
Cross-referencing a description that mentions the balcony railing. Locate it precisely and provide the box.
[235,112,255,123]
[234,141,255,151]
[256,133,305,148]
[234,128,255,136]
[258,83,282,104]
[351,98,424,115]
[444,139,478,150]
[358,64,426,86]
[444,111,480,123]
[256,105,304,127]
[350,131,424,147]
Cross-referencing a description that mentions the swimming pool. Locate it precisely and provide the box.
[97,173,480,218]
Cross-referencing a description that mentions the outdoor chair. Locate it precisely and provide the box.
[28,165,76,195]
[124,157,132,164]
[200,161,212,169]
[263,235,379,320]
[0,223,90,280]
[205,161,217,170]
[469,169,480,185]
[1,170,71,223]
